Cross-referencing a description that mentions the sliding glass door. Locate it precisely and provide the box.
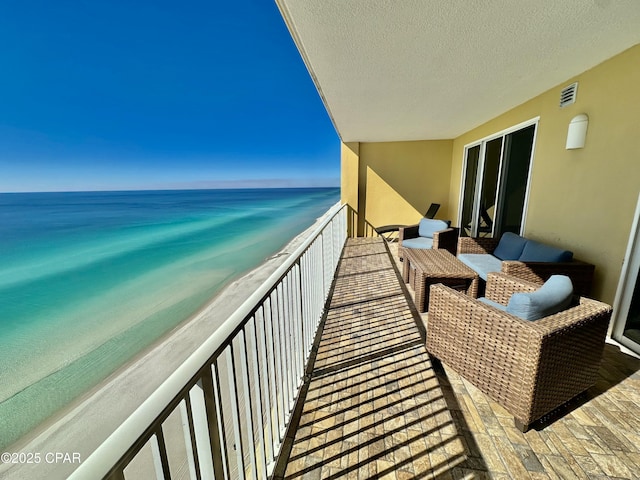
[460,121,537,238]
[460,145,480,236]
[612,193,640,355]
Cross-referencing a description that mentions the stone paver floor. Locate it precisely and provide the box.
[281,238,640,480]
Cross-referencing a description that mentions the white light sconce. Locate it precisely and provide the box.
[566,114,589,149]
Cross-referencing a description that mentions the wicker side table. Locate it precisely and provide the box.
[401,248,479,312]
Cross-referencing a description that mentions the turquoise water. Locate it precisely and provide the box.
[0,188,339,448]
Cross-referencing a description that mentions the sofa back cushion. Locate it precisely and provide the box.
[518,239,573,262]
[506,275,574,321]
[418,218,450,238]
[493,232,528,260]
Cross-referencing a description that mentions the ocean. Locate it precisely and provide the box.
[0,187,339,449]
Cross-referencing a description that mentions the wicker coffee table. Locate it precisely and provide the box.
[401,248,479,312]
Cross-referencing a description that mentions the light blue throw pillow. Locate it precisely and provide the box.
[506,275,574,321]
[493,232,528,260]
[418,218,450,238]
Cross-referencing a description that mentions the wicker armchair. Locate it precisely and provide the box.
[427,272,612,432]
[457,236,595,296]
[399,225,458,257]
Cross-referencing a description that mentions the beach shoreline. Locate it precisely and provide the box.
[0,206,336,479]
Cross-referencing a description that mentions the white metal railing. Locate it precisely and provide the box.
[69,203,347,480]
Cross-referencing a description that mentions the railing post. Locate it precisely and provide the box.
[250,311,271,478]
[151,427,172,480]
[297,260,305,373]
[237,331,258,480]
[271,288,286,439]
[179,397,202,480]
[200,369,227,480]
[262,296,280,457]
[225,346,246,480]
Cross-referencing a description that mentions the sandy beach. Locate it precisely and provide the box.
[0,209,333,480]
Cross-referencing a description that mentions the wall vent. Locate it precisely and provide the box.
[560,82,578,107]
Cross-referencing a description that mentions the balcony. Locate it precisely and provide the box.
[60,204,639,480]
[278,237,640,479]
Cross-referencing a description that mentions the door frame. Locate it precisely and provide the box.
[458,117,540,237]
[610,191,640,355]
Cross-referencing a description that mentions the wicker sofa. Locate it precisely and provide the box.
[457,233,595,296]
[427,272,612,431]
[399,219,458,258]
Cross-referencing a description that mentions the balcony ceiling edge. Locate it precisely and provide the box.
[276,0,640,142]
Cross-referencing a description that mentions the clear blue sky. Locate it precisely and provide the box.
[0,0,340,192]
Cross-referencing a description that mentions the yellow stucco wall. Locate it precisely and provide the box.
[357,140,453,229]
[449,44,640,303]
[340,142,359,208]
[340,44,639,303]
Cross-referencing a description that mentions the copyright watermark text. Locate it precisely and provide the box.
[1,451,82,465]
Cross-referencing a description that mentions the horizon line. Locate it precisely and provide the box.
[0,177,341,194]
[0,185,341,195]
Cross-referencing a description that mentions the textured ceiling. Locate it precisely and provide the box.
[276,0,640,142]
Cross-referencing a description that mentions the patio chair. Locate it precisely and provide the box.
[426,272,612,431]
[424,202,440,219]
[398,219,458,257]
[375,202,442,241]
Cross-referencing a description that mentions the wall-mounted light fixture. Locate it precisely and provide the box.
[566,114,589,149]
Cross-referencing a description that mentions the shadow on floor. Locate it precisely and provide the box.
[536,343,640,428]
[277,238,490,479]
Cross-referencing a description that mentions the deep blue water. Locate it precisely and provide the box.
[0,187,339,448]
